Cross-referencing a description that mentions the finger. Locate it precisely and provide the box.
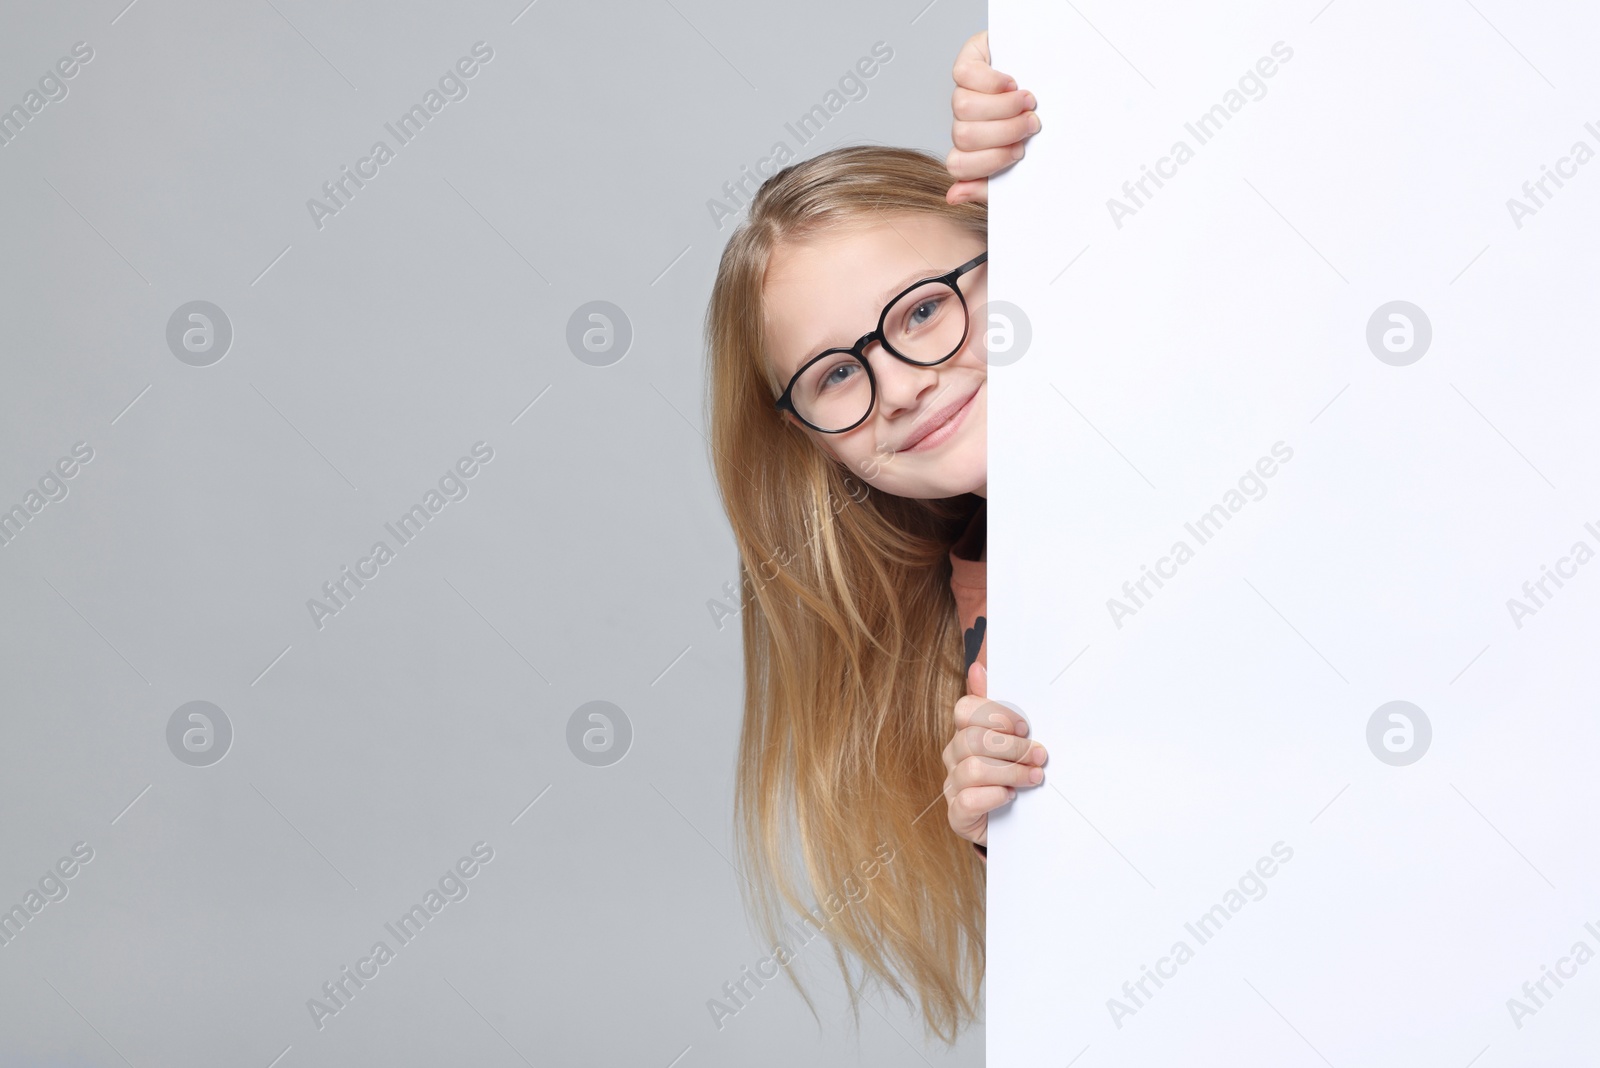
[955,724,1037,765]
[949,784,1015,827]
[952,110,1041,153]
[950,31,1001,86]
[953,694,1028,735]
[946,178,987,206]
[946,145,1025,183]
[952,86,1035,123]
[954,754,1045,791]
[966,659,987,699]
[953,45,1016,96]
[953,696,1027,740]
[975,728,1047,767]
[957,29,990,63]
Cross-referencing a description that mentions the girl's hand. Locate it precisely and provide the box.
[942,660,1048,850]
[946,29,1041,205]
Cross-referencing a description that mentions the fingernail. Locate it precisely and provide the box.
[1004,77,1017,91]
[1011,144,1025,160]
[1007,787,1017,798]
[1030,744,1046,764]
[1022,91,1036,109]
[1028,113,1041,134]
[1029,767,1043,784]
[1016,718,1029,737]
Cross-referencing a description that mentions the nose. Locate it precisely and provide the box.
[866,341,944,420]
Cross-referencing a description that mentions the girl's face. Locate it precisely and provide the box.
[763,213,988,501]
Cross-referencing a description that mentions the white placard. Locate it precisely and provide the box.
[988,3,1600,1064]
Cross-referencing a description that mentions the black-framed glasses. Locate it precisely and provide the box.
[774,251,987,434]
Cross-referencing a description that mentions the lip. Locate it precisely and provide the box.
[902,384,980,452]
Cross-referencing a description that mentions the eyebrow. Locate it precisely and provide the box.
[788,264,945,374]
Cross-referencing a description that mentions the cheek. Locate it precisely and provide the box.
[814,426,878,472]
[968,306,987,363]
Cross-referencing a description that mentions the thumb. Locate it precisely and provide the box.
[967,660,988,698]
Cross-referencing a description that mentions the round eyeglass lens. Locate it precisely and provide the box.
[790,282,967,431]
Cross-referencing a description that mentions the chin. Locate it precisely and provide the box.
[946,428,987,494]
[887,450,987,501]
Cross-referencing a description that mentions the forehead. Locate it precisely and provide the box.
[762,213,977,381]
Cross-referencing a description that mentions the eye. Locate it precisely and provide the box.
[802,354,861,399]
[820,359,859,391]
[909,297,942,326]
[899,292,949,335]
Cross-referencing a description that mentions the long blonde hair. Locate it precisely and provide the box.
[702,145,987,1044]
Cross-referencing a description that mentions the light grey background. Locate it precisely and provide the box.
[0,1,985,1065]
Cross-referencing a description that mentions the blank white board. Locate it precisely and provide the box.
[987,2,1600,1064]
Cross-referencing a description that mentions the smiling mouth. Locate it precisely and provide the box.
[902,385,979,452]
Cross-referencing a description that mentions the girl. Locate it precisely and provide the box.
[702,31,1043,1044]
